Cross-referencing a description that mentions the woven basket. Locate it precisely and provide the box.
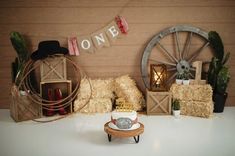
[10,85,41,122]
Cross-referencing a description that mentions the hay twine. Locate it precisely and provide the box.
[11,55,92,123]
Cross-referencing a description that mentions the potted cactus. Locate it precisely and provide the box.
[207,31,230,113]
[176,72,183,84]
[172,99,181,117]
[182,70,190,85]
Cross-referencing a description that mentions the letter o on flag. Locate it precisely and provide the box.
[81,39,91,50]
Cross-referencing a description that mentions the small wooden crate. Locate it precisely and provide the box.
[40,55,67,81]
[40,80,73,115]
[146,90,172,115]
[10,89,41,122]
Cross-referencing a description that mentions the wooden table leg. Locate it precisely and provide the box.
[108,134,112,142]
[133,135,139,143]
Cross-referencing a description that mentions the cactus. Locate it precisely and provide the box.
[217,67,230,94]
[172,99,180,110]
[10,32,30,85]
[207,31,230,94]
[182,70,189,80]
[10,32,30,64]
[176,72,183,79]
[208,31,224,62]
[11,57,19,83]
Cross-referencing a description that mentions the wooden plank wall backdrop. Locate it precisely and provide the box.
[0,0,235,108]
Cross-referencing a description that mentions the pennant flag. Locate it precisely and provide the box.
[68,37,80,56]
[105,21,121,43]
[77,36,95,53]
[115,16,129,34]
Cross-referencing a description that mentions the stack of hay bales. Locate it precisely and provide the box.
[74,78,114,113]
[170,84,213,118]
[114,75,145,111]
[74,75,145,113]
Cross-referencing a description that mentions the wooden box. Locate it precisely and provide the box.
[40,55,67,81]
[40,80,73,115]
[10,89,41,122]
[146,90,172,115]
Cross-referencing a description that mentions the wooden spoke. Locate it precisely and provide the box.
[167,67,177,72]
[190,67,196,71]
[166,72,177,84]
[188,42,209,63]
[182,32,193,59]
[149,58,177,66]
[189,72,194,78]
[175,31,182,60]
[157,42,179,63]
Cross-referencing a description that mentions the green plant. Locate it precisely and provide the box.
[176,72,183,79]
[172,99,180,110]
[182,70,189,80]
[10,31,30,85]
[207,31,230,94]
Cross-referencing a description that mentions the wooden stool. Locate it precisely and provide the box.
[104,122,144,143]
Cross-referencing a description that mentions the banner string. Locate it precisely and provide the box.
[117,0,132,16]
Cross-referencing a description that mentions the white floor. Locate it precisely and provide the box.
[0,108,235,156]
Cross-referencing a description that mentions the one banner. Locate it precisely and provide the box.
[68,16,128,54]
[68,37,80,56]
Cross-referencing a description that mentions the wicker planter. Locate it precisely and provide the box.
[10,86,41,122]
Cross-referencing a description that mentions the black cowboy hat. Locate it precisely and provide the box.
[31,40,68,60]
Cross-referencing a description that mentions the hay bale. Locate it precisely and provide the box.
[74,97,112,113]
[180,100,213,118]
[114,75,145,111]
[74,77,114,113]
[77,78,114,99]
[170,84,212,102]
[91,79,114,99]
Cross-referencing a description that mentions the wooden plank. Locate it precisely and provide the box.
[0,46,144,66]
[2,23,235,37]
[1,23,235,47]
[226,97,235,106]
[0,7,235,24]
[1,0,235,8]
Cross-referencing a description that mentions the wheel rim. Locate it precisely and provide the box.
[141,25,213,89]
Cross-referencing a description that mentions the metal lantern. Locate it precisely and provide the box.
[150,64,167,91]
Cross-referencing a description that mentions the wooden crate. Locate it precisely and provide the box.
[10,90,41,122]
[40,80,73,115]
[146,90,172,115]
[40,55,67,81]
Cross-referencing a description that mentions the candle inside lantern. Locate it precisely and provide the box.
[154,71,162,87]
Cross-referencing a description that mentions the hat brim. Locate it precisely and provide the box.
[31,47,69,60]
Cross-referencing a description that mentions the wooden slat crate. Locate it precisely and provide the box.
[40,80,73,115]
[10,89,41,122]
[146,90,172,115]
[40,55,67,81]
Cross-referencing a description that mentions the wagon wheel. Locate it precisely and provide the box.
[141,25,214,89]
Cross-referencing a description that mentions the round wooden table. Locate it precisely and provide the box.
[104,122,144,143]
